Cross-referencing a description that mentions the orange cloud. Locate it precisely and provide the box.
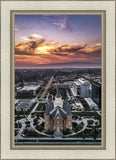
[22,34,43,42]
[15,34,101,67]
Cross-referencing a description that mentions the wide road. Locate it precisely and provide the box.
[40,76,54,100]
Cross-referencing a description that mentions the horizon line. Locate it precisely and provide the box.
[15,67,101,70]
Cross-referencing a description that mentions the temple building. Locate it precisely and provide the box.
[44,85,72,136]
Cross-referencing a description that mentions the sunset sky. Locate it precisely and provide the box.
[15,15,101,69]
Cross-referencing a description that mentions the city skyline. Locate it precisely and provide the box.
[15,15,101,69]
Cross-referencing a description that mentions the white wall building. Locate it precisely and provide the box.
[75,102,84,111]
[17,85,40,96]
[72,78,91,98]
[84,98,99,110]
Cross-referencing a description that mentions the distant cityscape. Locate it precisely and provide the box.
[15,68,101,145]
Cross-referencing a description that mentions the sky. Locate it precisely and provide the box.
[15,15,101,69]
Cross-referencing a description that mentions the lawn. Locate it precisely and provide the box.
[36,103,46,112]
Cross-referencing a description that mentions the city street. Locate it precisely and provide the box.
[40,76,54,100]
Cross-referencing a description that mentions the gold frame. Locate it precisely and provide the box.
[10,10,106,150]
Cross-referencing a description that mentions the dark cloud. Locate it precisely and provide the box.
[77,47,101,57]
[50,52,69,56]
[15,49,33,56]
[15,34,101,64]
[15,35,46,55]
[27,38,45,51]
[49,44,86,55]
[49,44,101,58]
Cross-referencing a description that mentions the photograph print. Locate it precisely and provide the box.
[15,14,102,145]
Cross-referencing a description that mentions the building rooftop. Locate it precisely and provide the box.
[74,78,90,86]
[75,102,84,109]
[50,106,67,120]
[84,98,98,107]
[45,96,72,118]
[19,85,40,91]
[74,81,81,86]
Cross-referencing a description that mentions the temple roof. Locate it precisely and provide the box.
[63,99,72,116]
[45,101,54,116]
[45,89,72,118]
[50,106,67,120]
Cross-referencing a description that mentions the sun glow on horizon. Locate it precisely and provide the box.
[36,46,52,54]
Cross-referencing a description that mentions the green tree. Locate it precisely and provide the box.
[81,131,86,139]
[65,128,70,134]
[75,125,82,131]
[90,129,96,139]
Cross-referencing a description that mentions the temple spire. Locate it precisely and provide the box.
[56,82,61,98]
